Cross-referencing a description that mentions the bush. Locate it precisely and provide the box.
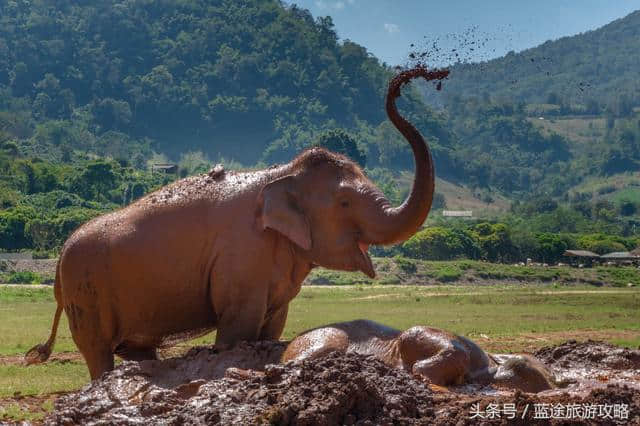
[32,250,53,259]
[402,227,481,260]
[435,266,463,282]
[7,270,41,284]
[576,233,633,254]
[393,256,417,274]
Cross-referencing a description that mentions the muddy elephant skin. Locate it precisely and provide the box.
[282,320,558,393]
[26,67,448,380]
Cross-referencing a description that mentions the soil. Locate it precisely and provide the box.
[39,340,639,425]
[536,340,640,371]
[0,352,82,366]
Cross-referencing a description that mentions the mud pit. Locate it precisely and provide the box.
[46,341,639,425]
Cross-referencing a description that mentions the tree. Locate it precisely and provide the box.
[401,227,481,260]
[534,233,571,263]
[0,206,37,250]
[314,129,366,167]
[67,161,118,201]
[619,199,637,216]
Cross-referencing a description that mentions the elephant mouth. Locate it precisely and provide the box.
[357,242,375,278]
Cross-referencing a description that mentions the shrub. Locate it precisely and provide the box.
[435,266,463,282]
[393,256,417,274]
[7,270,41,284]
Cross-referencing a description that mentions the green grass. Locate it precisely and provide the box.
[0,362,89,398]
[0,399,54,423]
[284,286,640,344]
[306,258,640,287]
[1,282,639,420]
[568,171,640,204]
[529,116,606,147]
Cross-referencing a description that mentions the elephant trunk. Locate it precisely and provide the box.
[366,66,448,246]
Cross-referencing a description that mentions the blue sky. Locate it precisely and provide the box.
[284,0,640,66]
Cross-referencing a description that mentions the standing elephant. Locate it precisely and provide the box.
[26,66,448,380]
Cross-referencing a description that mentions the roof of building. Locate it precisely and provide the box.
[563,250,600,258]
[600,251,637,259]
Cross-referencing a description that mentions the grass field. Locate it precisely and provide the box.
[307,258,640,287]
[529,116,606,148]
[1,282,639,417]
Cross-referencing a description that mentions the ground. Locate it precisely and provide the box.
[0,273,639,423]
[44,340,640,425]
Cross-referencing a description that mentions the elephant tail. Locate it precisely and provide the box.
[24,262,63,365]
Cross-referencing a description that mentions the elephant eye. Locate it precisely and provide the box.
[340,200,350,208]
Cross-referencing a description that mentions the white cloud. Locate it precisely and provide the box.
[315,0,349,10]
[383,23,399,34]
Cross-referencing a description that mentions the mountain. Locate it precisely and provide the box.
[442,10,640,110]
[1,1,638,198]
[0,0,453,166]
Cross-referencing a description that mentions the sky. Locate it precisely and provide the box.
[284,0,640,66]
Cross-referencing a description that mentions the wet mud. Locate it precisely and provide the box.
[45,340,639,425]
[535,339,640,371]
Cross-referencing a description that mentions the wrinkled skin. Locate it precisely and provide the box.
[282,320,559,393]
[25,67,448,380]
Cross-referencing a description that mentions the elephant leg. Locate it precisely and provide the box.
[259,305,289,340]
[115,344,158,362]
[213,290,268,347]
[411,349,469,386]
[398,326,470,386]
[66,303,114,380]
[77,340,114,381]
[281,327,349,362]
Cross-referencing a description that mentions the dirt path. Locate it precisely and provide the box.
[0,352,82,366]
[347,288,637,301]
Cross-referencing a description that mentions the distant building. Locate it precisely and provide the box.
[600,251,638,265]
[562,250,599,267]
[151,163,178,174]
[442,210,473,217]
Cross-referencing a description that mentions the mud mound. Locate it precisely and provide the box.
[432,385,640,425]
[45,340,640,425]
[535,340,640,370]
[48,347,434,425]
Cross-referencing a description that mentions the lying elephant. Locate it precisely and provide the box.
[26,66,449,380]
[282,320,560,393]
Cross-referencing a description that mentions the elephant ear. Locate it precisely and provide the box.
[259,176,312,251]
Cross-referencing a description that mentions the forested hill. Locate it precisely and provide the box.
[443,10,640,108]
[0,0,451,166]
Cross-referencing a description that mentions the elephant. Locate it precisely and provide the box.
[25,66,449,380]
[282,320,561,393]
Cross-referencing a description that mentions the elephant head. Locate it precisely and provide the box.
[259,66,449,278]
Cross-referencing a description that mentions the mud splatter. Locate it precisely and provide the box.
[403,26,595,98]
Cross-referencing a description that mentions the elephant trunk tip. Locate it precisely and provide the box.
[388,66,449,100]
